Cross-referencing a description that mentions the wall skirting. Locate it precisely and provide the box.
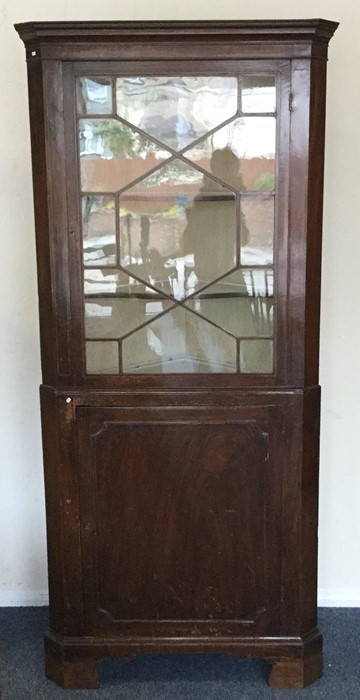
[318,590,360,607]
[0,590,49,607]
[0,589,360,607]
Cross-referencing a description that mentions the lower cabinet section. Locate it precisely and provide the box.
[40,386,321,689]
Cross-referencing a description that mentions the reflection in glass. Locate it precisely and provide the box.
[84,269,173,339]
[79,75,278,377]
[240,339,273,373]
[116,77,238,150]
[77,78,113,115]
[242,76,276,113]
[82,196,116,266]
[241,196,274,265]
[120,159,236,300]
[183,117,276,191]
[122,306,236,373]
[185,269,273,337]
[86,341,119,374]
[79,119,172,192]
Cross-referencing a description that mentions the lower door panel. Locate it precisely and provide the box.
[75,400,296,638]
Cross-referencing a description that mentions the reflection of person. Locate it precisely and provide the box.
[118,148,273,373]
[180,149,273,374]
[182,148,249,287]
[209,147,246,191]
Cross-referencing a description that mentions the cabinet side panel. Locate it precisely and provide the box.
[287,59,310,385]
[287,53,330,386]
[276,388,321,635]
[301,386,321,632]
[304,58,328,385]
[26,61,56,384]
[41,61,73,380]
[41,386,85,635]
[277,394,303,633]
[40,386,64,630]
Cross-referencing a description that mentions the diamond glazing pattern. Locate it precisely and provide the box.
[78,75,276,374]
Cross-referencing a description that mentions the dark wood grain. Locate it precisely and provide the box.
[77,409,271,630]
[44,624,322,689]
[45,646,98,689]
[269,628,323,687]
[26,60,56,385]
[16,19,337,690]
[39,386,64,632]
[15,20,339,62]
[304,58,329,385]
[40,386,85,635]
[269,653,322,689]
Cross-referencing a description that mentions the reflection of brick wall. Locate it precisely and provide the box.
[240,158,275,190]
[81,155,162,192]
[81,156,275,194]
[120,189,197,215]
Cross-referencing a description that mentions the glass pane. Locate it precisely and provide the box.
[79,76,278,377]
[240,339,273,373]
[184,117,276,191]
[185,269,273,337]
[116,77,238,150]
[77,78,113,115]
[82,196,116,266]
[120,160,236,300]
[79,119,172,192]
[84,269,173,339]
[242,76,276,113]
[86,341,119,374]
[241,196,274,265]
[122,306,236,373]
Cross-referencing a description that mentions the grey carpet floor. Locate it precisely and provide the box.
[0,608,359,699]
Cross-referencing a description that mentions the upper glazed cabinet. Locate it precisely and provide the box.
[16,20,337,690]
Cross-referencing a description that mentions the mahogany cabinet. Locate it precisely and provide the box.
[16,20,338,689]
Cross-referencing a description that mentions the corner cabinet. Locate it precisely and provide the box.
[16,20,338,690]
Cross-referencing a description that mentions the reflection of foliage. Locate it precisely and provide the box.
[93,120,155,158]
[169,159,193,173]
[254,172,275,191]
[143,160,201,188]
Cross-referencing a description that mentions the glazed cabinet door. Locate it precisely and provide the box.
[62,60,291,389]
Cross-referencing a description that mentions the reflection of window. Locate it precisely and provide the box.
[78,78,113,115]
[83,79,110,106]
[79,122,106,157]
[242,75,276,113]
[243,269,273,297]
[116,76,238,150]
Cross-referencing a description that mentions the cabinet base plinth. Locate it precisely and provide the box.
[45,652,99,690]
[269,650,323,689]
[45,628,322,689]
